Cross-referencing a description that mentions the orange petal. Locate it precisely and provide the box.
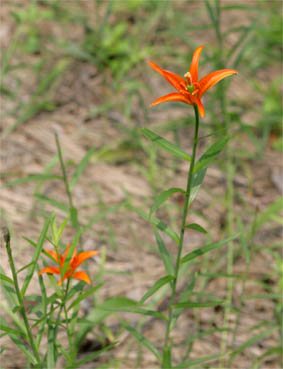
[189,46,204,83]
[194,98,205,117]
[198,69,238,98]
[38,266,60,276]
[150,92,193,107]
[72,271,91,284]
[149,61,187,92]
[45,250,59,262]
[71,250,99,269]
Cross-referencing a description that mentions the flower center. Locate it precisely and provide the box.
[184,72,195,93]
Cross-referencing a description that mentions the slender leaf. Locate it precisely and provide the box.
[181,234,239,264]
[185,223,207,234]
[0,323,26,338]
[69,147,95,191]
[68,283,103,311]
[174,301,223,308]
[140,275,175,304]
[173,353,224,368]
[253,197,283,233]
[0,273,14,285]
[185,327,231,344]
[121,320,161,361]
[150,187,185,216]
[55,216,69,246]
[189,167,207,204]
[66,342,116,369]
[21,214,53,297]
[193,137,229,173]
[230,327,276,360]
[142,128,191,161]
[9,336,37,365]
[17,261,35,274]
[154,229,174,276]
[4,174,62,187]
[99,305,167,320]
[135,208,179,245]
[82,204,122,232]
[35,194,68,212]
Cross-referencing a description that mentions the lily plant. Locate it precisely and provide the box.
[141,46,238,368]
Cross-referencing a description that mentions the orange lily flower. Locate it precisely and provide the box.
[149,46,238,117]
[39,244,99,285]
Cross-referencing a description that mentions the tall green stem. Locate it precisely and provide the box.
[55,133,79,231]
[3,228,42,367]
[162,105,200,367]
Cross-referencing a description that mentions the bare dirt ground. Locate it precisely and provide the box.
[1,1,282,369]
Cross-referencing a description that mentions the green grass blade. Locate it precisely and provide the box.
[253,197,283,233]
[66,342,116,369]
[154,229,175,276]
[230,327,276,360]
[0,273,14,285]
[193,137,229,173]
[21,214,53,297]
[135,208,179,245]
[174,301,223,308]
[4,174,62,187]
[180,234,239,264]
[189,167,207,205]
[55,216,69,246]
[142,128,191,161]
[185,223,208,234]
[99,305,167,320]
[173,353,224,368]
[9,336,37,365]
[82,204,122,232]
[69,147,96,192]
[34,194,69,212]
[139,275,175,304]
[150,187,185,216]
[67,283,103,311]
[0,323,26,338]
[121,320,161,361]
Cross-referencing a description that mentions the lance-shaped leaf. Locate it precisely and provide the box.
[4,174,62,187]
[180,234,239,265]
[189,167,207,205]
[230,327,276,361]
[96,296,167,320]
[150,187,185,216]
[174,301,223,309]
[0,323,26,338]
[139,275,175,304]
[142,128,191,161]
[173,353,226,368]
[21,214,53,297]
[69,147,95,191]
[135,208,179,245]
[121,320,161,362]
[185,223,207,234]
[193,137,229,173]
[154,229,174,276]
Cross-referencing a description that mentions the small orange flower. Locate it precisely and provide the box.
[39,244,99,285]
[149,46,238,117]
